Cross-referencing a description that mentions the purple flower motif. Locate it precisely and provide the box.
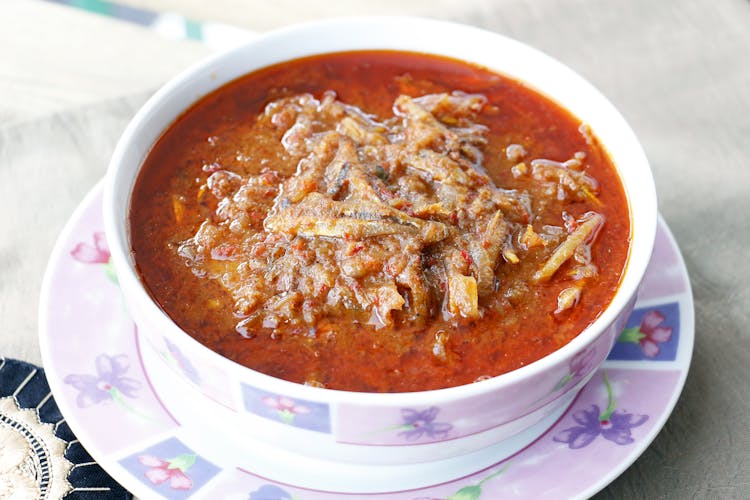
[64,354,140,407]
[618,309,673,358]
[249,484,293,500]
[570,346,597,378]
[164,338,202,385]
[64,354,152,420]
[71,231,110,263]
[554,404,648,449]
[553,346,598,392]
[399,407,452,441]
[553,371,648,449]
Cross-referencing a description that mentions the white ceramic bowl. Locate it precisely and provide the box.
[103,17,657,492]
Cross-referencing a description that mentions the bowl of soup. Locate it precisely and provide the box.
[103,16,656,492]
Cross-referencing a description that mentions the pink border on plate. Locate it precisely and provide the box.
[39,183,693,499]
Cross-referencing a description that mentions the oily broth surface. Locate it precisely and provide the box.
[130,51,629,392]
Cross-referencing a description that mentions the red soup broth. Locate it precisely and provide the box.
[129,51,629,393]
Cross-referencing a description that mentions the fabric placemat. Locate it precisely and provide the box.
[0,357,132,499]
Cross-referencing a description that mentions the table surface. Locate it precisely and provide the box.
[2,0,749,497]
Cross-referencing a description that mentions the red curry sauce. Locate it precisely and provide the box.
[130,51,630,392]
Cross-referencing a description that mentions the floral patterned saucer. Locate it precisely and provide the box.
[39,182,693,499]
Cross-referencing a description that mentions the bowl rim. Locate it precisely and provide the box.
[103,15,657,405]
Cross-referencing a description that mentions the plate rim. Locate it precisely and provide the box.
[39,182,694,499]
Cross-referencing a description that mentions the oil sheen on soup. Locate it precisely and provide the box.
[130,51,630,393]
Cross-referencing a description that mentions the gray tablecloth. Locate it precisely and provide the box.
[2,0,749,497]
